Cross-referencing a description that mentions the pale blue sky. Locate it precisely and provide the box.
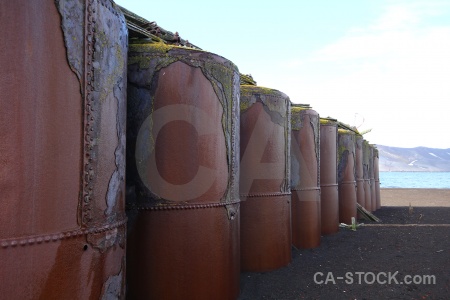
[116,0,450,149]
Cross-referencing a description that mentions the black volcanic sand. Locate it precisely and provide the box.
[238,191,450,300]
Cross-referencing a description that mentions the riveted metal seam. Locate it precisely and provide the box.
[291,187,321,191]
[0,218,127,249]
[240,192,292,198]
[339,181,357,185]
[320,183,339,187]
[127,200,241,211]
[81,0,95,226]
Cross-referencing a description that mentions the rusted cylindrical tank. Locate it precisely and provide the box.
[290,104,321,249]
[355,134,365,217]
[239,85,291,272]
[319,118,339,235]
[126,41,240,299]
[369,144,377,211]
[0,1,127,299]
[337,128,357,224]
[363,140,373,211]
[374,147,381,209]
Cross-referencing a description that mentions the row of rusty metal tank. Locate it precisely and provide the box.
[0,1,381,299]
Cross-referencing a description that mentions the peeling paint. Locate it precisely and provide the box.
[363,140,371,180]
[55,0,85,92]
[57,0,127,245]
[87,225,126,252]
[290,104,311,130]
[240,85,290,126]
[105,81,127,216]
[356,134,363,149]
[283,102,291,193]
[89,0,127,222]
[337,130,356,183]
[290,152,300,188]
[309,114,320,186]
[101,260,125,300]
[291,107,320,187]
[338,150,349,183]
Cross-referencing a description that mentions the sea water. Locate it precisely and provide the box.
[379,172,450,189]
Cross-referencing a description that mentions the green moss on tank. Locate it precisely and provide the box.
[337,129,356,163]
[290,104,313,130]
[320,117,338,126]
[240,85,283,97]
[240,99,253,112]
[290,105,311,114]
[129,41,174,54]
[337,144,347,163]
[338,128,351,135]
[240,85,289,117]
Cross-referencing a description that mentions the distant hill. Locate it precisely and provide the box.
[377,145,450,172]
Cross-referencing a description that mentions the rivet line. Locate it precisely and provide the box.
[291,187,321,191]
[127,200,240,211]
[0,218,127,249]
[240,192,291,198]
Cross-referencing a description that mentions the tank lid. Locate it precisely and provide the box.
[337,121,360,135]
[291,103,311,108]
[338,128,355,135]
[320,117,338,125]
[320,117,337,121]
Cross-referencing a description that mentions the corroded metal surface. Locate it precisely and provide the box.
[355,134,366,217]
[291,105,321,249]
[363,140,373,211]
[126,42,240,299]
[239,85,291,272]
[374,147,381,209]
[337,128,357,224]
[369,145,377,211]
[0,1,127,298]
[319,118,339,235]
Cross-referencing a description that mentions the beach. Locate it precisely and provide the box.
[381,188,450,207]
[238,188,450,299]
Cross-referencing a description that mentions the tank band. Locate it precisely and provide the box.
[240,192,291,198]
[339,181,357,185]
[127,199,241,211]
[320,183,338,188]
[291,187,320,191]
[1,218,127,249]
